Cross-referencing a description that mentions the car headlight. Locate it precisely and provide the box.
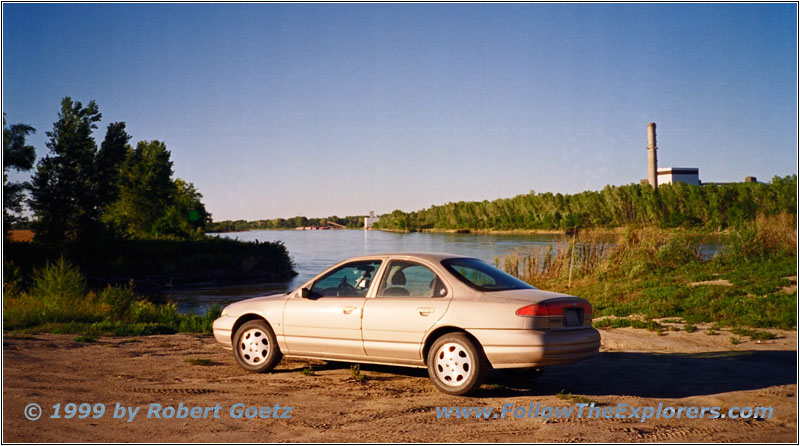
[221,306,230,317]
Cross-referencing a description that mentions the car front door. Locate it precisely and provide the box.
[361,260,453,361]
[283,260,381,357]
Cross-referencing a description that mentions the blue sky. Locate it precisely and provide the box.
[3,4,797,221]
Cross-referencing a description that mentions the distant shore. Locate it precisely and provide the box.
[208,226,732,237]
[373,226,732,236]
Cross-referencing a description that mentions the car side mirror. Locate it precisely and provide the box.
[301,287,311,298]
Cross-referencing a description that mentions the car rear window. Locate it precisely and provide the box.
[441,258,535,292]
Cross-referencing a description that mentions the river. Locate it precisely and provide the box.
[168,229,723,314]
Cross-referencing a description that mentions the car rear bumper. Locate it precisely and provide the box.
[212,315,235,349]
[468,327,601,368]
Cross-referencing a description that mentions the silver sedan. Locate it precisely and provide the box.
[213,252,600,395]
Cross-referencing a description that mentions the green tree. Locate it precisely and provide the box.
[29,98,102,244]
[104,140,174,237]
[3,114,37,229]
[152,179,210,237]
[95,122,131,211]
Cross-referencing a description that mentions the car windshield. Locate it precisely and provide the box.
[441,258,536,292]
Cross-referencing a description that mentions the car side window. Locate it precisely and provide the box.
[309,260,381,298]
[377,260,447,297]
[450,264,497,288]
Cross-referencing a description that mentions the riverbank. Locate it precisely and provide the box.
[4,235,297,293]
[374,225,737,237]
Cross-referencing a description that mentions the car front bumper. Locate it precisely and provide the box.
[212,315,236,349]
[468,327,601,369]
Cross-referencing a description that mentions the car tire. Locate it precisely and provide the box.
[232,319,282,373]
[426,332,488,395]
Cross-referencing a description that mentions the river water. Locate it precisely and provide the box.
[168,229,723,314]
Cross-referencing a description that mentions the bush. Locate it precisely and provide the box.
[30,257,86,302]
[99,283,138,319]
[4,259,224,335]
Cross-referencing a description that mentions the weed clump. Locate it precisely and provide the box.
[348,364,367,382]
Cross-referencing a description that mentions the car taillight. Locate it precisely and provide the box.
[515,304,550,316]
[516,301,592,317]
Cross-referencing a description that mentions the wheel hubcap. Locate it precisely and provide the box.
[434,342,472,386]
[238,328,269,366]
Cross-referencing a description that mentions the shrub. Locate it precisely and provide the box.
[99,283,138,319]
[30,257,86,302]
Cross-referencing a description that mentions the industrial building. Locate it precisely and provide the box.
[657,167,700,186]
[642,122,756,187]
[644,122,702,187]
[364,211,380,229]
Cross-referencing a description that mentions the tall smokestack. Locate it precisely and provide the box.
[647,122,658,189]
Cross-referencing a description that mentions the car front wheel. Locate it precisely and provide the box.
[427,332,488,395]
[232,319,282,373]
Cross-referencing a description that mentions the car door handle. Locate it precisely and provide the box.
[342,306,357,314]
[417,307,434,316]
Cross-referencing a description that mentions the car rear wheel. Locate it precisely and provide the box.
[233,320,282,373]
[427,332,487,395]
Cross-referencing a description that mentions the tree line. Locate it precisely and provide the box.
[207,215,366,232]
[3,97,209,245]
[373,176,797,232]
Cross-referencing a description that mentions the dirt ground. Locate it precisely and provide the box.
[3,323,797,443]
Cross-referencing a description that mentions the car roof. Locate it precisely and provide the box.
[342,252,469,263]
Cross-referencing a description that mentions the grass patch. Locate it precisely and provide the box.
[73,334,97,343]
[302,366,316,376]
[556,390,598,405]
[730,336,742,345]
[684,324,698,333]
[593,317,664,332]
[729,327,778,341]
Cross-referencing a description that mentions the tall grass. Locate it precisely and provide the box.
[3,258,221,335]
[501,227,703,285]
[500,214,797,329]
[501,237,609,284]
[718,212,797,263]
